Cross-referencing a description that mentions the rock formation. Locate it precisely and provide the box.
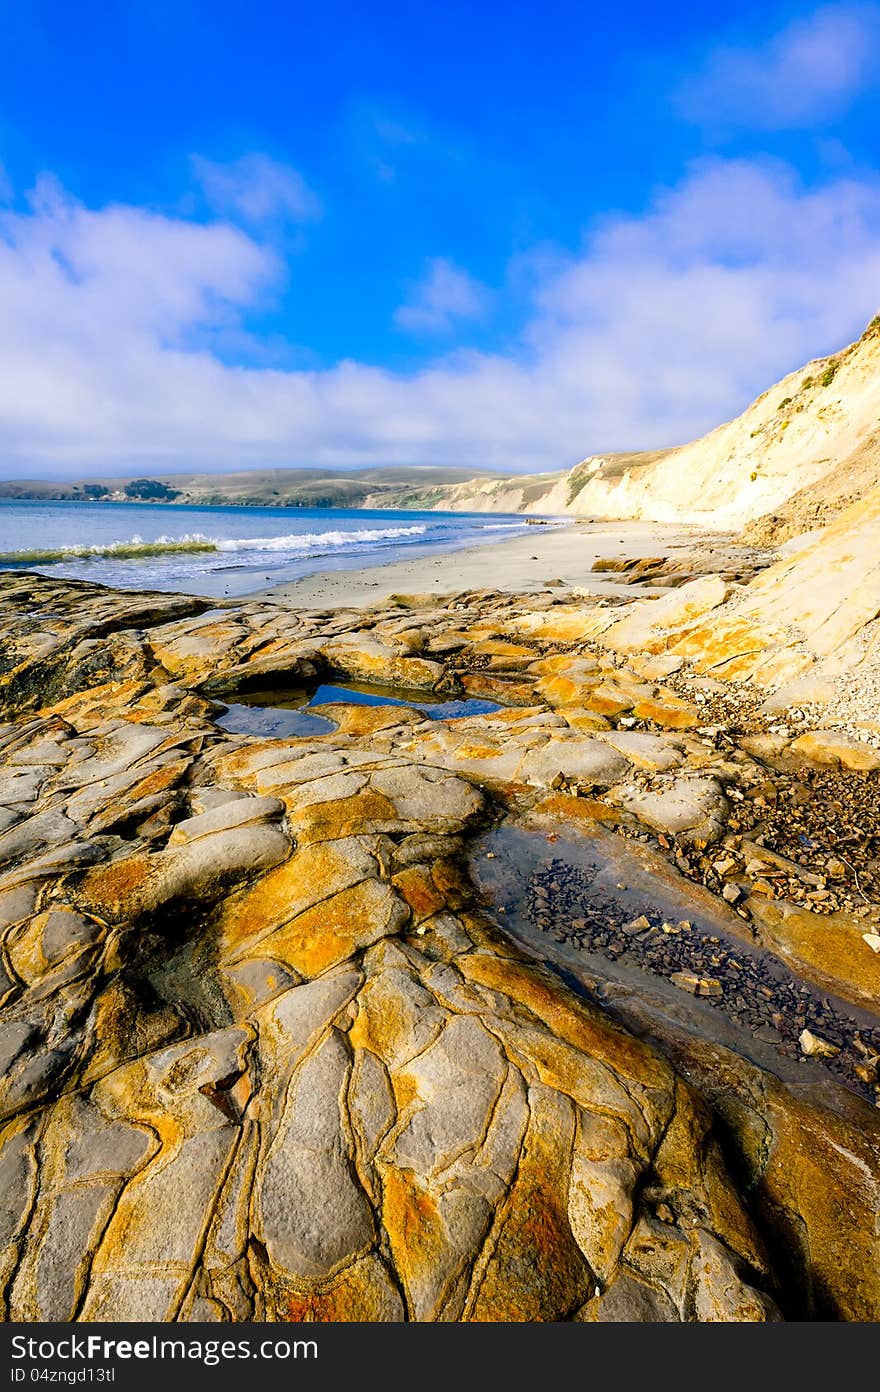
[409,316,880,536]
[0,561,878,1322]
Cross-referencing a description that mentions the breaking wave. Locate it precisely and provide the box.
[0,524,429,566]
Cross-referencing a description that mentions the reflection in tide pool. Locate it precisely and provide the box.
[215,679,503,738]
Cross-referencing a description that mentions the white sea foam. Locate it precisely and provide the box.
[0,524,430,564]
[214,524,428,552]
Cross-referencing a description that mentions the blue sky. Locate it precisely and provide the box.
[1,1,880,476]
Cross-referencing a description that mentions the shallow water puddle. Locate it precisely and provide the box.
[469,820,880,1103]
[216,678,502,737]
[215,702,337,739]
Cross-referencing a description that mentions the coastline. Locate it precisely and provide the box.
[250,518,743,607]
[0,501,555,600]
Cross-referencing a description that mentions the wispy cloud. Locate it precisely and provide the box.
[678,4,880,130]
[192,153,322,226]
[394,258,491,334]
[372,116,424,149]
[355,108,429,183]
[1,158,880,475]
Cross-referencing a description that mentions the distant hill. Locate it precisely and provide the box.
[0,465,507,510]
[4,317,880,540]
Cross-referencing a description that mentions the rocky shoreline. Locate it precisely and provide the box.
[0,558,878,1322]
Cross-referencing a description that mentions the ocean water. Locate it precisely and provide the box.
[0,499,548,597]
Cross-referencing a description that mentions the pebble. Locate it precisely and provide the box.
[697,977,723,998]
[514,854,880,1102]
[624,915,651,933]
[799,1029,840,1059]
[670,971,700,994]
[855,1060,879,1085]
[753,1026,783,1043]
[713,858,737,875]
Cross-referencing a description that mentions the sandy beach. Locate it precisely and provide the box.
[254,518,736,607]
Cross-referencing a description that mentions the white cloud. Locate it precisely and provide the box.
[678,4,880,130]
[192,153,322,225]
[394,258,491,334]
[1,158,880,476]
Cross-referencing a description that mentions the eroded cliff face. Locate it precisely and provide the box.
[0,567,878,1323]
[421,319,880,534]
